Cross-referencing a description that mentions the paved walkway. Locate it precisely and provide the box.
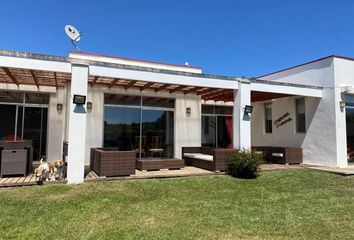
[307,165,354,176]
[85,166,217,182]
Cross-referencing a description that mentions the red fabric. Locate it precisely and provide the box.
[225,116,233,148]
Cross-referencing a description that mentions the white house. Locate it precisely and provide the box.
[0,50,351,184]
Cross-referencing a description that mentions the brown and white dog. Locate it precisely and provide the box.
[34,158,53,184]
[34,159,65,184]
[52,160,65,180]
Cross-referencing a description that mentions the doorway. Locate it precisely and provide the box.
[346,106,354,163]
[0,91,49,161]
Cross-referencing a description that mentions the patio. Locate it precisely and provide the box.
[0,164,308,187]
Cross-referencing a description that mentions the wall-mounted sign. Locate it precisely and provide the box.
[274,112,292,128]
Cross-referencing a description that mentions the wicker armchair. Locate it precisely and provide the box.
[91,148,136,177]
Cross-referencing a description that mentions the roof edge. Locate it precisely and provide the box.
[69,51,202,70]
[0,50,68,62]
[257,55,349,78]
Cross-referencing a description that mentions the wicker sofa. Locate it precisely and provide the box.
[252,146,303,164]
[91,148,136,177]
[182,147,234,172]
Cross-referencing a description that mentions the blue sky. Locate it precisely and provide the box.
[1,1,354,77]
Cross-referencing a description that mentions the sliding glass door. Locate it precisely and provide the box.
[22,107,48,160]
[104,94,175,159]
[201,105,233,148]
[346,106,354,163]
[142,110,174,158]
[104,106,140,150]
[0,92,49,160]
[0,105,17,140]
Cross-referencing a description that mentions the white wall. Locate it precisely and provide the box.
[259,57,334,88]
[84,86,104,165]
[255,57,351,167]
[175,95,201,158]
[47,87,67,162]
[251,95,341,166]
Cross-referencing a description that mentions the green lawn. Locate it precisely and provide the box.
[0,169,353,240]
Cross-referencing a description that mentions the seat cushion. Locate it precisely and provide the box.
[272,153,284,157]
[184,153,213,161]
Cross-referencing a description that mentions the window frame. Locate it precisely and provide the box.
[264,102,273,134]
[295,98,306,133]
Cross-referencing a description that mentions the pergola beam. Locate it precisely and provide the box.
[29,70,39,88]
[140,82,155,91]
[211,92,234,102]
[109,78,119,88]
[203,90,233,100]
[91,76,99,87]
[125,80,137,90]
[54,72,58,89]
[169,85,186,93]
[2,67,19,85]
[155,84,169,92]
[184,87,203,95]
[196,88,218,96]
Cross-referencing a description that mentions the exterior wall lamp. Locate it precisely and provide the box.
[57,103,63,111]
[87,102,93,111]
[340,100,346,111]
[186,107,191,116]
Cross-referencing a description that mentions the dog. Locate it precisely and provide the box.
[34,158,53,184]
[52,160,65,180]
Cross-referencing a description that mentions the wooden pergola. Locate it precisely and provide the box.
[0,67,292,102]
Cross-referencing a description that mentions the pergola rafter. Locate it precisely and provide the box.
[2,67,19,85]
[169,85,186,93]
[140,82,155,91]
[29,70,39,88]
[155,84,169,92]
[91,76,99,87]
[125,80,137,90]
[109,78,119,88]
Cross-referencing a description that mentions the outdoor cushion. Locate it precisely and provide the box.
[183,153,213,161]
[272,153,284,157]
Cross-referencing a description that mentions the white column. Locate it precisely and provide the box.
[233,81,251,150]
[67,63,89,183]
[335,87,348,168]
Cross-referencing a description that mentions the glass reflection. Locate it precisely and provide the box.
[142,110,174,158]
[104,107,140,151]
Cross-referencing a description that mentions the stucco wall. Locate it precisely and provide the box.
[175,95,201,158]
[251,95,341,166]
[47,87,67,162]
[255,57,350,167]
[259,57,334,88]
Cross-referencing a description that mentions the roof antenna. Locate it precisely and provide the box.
[64,25,82,52]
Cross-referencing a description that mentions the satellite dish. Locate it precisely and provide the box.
[185,62,189,66]
[64,25,82,51]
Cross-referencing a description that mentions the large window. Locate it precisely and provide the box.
[104,94,175,159]
[296,98,306,133]
[0,91,49,160]
[264,103,272,133]
[201,105,233,148]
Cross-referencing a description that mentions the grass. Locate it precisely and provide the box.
[0,169,353,240]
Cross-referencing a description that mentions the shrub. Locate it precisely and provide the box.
[227,150,263,179]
